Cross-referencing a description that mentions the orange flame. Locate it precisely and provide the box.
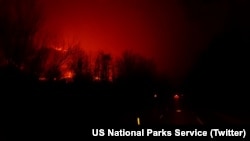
[63,71,73,79]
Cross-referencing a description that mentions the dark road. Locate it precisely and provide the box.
[117,94,204,126]
[88,93,250,126]
[2,91,250,140]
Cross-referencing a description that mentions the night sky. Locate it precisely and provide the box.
[2,0,248,85]
[1,1,250,132]
[38,0,186,77]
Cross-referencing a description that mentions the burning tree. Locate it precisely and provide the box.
[31,35,92,83]
[44,40,82,81]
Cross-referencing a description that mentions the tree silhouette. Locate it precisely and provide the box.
[0,0,43,69]
[28,45,51,78]
[115,51,157,112]
[94,52,113,82]
[116,51,156,84]
[69,44,91,82]
[45,41,82,81]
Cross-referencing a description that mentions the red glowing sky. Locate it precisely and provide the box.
[36,0,229,83]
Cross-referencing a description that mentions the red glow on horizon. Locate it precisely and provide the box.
[1,0,228,86]
[25,0,217,86]
[35,0,194,80]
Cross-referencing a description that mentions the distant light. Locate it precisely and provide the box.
[54,47,67,52]
[94,76,101,81]
[154,94,157,98]
[137,117,140,126]
[39,77,47,81]
[174,94,180,99]
[176,109,182,113]
[53,77,57,81]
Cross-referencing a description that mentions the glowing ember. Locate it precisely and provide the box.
[54,47,67,52]
[176,109,182,113]
[174,94,180,99]
[60,71,74,83]
[39,77,47,81]
[63,71,73,79]
[154,94,158,98]
[94,76,101,81]
[54,47,62,51]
